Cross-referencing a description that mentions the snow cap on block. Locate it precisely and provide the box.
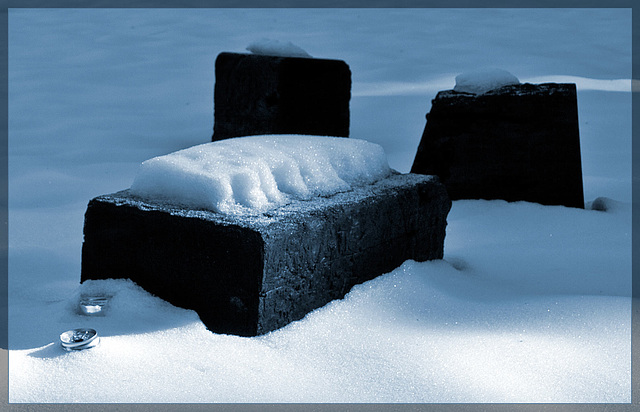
[246,38,312,58]
[453,68,520,94]
[129,135,392,215]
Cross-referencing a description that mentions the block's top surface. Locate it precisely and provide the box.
[216,51,350,68]
[428,83,578,117]
[94,173,443,232]
[434,83,576,102]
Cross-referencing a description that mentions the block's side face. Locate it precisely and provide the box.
[277,58,351,137]
[213,53,282,140]
[256,176,451,334]
[411,84,584,208]
[212,52,351,140]
[81,197,265,336]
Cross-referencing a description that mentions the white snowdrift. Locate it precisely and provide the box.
[246,38,312,58]
[454,68,520,94]
[129,135,392,214]
[7,199,631,403]
[7,7,632,405]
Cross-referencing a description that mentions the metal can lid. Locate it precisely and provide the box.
[79,295,110,316]
[61,336,100,352]
[60,328,99,349]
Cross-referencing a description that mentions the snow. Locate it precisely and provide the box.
[8,201,631,403]
[521,75,632,92]
[246,38,312,58]
[7,8,632,404]
[453,68,520,94]
[129,135,391,214]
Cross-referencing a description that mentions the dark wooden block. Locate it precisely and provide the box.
[81,173,451,336]
[212,52,351,140]
[411,83,584,208]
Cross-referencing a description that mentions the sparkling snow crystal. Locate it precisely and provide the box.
[246,38,312,58]
[453,68,520,94]
[129,135,392,214]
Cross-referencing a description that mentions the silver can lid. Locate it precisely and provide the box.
[79,295,110,316]
[60,328,99,351]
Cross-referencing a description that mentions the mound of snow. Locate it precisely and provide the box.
[246,38,312,58]
[453,68,520,94]
[8,199,632,403]
[129,135,392,214]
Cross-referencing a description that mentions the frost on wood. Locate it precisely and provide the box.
[82,173,451,336]
[212,52,351,140]
[411,83,584,208]
[129,135,392,215]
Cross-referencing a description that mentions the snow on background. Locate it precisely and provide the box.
[7,8,632,403]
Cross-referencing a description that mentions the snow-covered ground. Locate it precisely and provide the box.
[7,8,632,403]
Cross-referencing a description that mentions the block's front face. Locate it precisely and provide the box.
[276,57,351,137]
[81,174,451,337]
[213,52,351,140]
[81,195,265,336]
[411,83,584,208]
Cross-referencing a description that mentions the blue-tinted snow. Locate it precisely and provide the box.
[246,38,312,58]
[7,8,632,403]
[453,68,520,94]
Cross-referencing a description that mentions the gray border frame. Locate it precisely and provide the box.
[2,2,637,411]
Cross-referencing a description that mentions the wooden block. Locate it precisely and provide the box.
[411,83,584,208]
[213,52,351,140]
[81,173,451,336]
